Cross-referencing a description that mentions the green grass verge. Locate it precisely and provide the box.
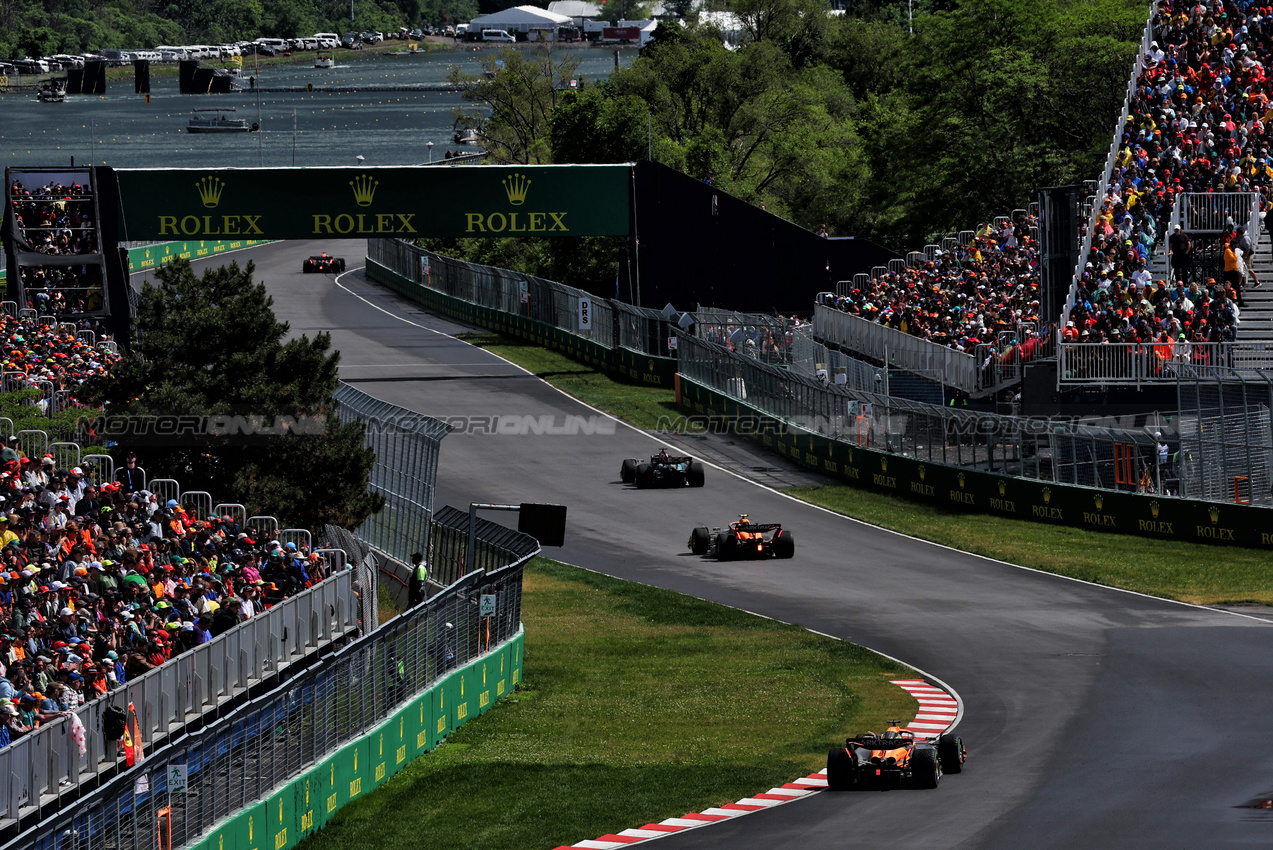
[459,331,1273,607]
[299,558,916,850]
[457,332,703,431]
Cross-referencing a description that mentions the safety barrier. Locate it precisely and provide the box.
[1056,340,1273,386]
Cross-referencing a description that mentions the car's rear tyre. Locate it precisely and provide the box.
[772,530,795,559]
[687,461,705,487]
[911,747,940,789]
[716,532,736,561]
[337,259,346,271]
[635,463,653,489]
[937,734,964,774]
[302,265,313,273]
[826,747,855,791]
[689,526,710,555]
[620,458,638,484]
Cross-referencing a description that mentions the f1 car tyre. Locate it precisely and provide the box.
[911,747,940,789]
[772,529,795,559]
[687,461,706,488]
[620,458,638,484]
[937,734,965,774]
[690,526,711,556]
[826,747,855,791]
[716,532,736,561]
[336,258,346,271]
[302,264,314,273]
[635,463,654,489]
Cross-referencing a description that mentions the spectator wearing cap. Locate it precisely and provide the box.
[0,438,19,465]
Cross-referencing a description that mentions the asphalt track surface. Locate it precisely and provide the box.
[169,240,1273,848]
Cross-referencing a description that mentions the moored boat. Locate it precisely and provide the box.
[187,107,258,134]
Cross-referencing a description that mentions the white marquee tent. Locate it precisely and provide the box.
[468,5,573,33]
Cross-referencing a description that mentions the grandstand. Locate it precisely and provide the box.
[812,0,1273,402]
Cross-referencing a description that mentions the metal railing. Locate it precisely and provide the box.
[1057,340,1273,387]
[679,334,1171,492]
[5,509,538,850]
[0,570,360,828]
[1169,192,1261,237]
[813,303,981,393]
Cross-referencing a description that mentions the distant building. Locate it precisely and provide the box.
[468,5,574,38]
[547,0,603,26]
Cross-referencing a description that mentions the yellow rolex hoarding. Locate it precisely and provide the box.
[112,164,631,240]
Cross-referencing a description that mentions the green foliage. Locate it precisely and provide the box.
[415,235,624,295]
[81,259,384,530]
[448,46,581,165]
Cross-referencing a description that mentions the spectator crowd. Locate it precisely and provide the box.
[818,216,1050,370]
[0,313,120,413]
[8,174,108,316]
[0,448,331,745]
[1064,0,1273,351]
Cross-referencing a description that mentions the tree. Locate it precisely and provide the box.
[82,259,384,531]
[448,46,580,164]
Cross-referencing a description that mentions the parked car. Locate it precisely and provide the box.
[481,29,516,43]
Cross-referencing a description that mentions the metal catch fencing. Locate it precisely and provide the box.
[333,382,450,572]
[0,571,360,833]
[679,334,1172,492]
[1176,372,1273,505]
[6,509,539,850]
[1057,340,1273,387]
[367,239,789,362]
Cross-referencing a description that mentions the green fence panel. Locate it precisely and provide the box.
[294,762,332,838]
[239,800,269,850]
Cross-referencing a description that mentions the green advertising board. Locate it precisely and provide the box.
[113,165,632,241]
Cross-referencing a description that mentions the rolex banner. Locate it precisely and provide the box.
[111,164,632,241]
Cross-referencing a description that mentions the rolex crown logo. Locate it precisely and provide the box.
[957,472,965,489]
[1094,494,1104,511]
[1209,506,1219,523]
[918,465,926,481]
[503,173,531,206]
[1150,500,1160,519]
[880,457,888,472]
[1042,486,1051,504]
[350,173,379,207]
[998,479,1006,496]
[196,176,225,208]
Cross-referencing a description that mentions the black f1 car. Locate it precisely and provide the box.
[303,253,347,273]
[826,724,965,790]
[620,450,705,489]
[688,514,794,560]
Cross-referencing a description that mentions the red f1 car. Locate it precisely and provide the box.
[302,253,347,273]
[688,514,794,560]
[826,724,965,790]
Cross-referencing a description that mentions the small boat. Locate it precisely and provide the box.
[315,55,334,68]
[37,83,66,103]
[187,107,259,134]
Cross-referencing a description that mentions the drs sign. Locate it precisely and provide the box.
[578,297,592,330]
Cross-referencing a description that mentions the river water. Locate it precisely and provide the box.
[0,47,629,170]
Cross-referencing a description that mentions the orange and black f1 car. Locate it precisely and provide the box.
[303,253,347,273]
[826,723,966,790]
[688,514,794,560]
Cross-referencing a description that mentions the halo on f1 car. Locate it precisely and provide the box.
[303,253,347,273]
[620,448,706,489]
[826,723,966,790]
[688,514,794,560]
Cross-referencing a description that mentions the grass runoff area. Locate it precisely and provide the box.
[459,331,1273,607]
[300,559,915,849]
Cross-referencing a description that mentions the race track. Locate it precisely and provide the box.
[174,240,1273,848]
